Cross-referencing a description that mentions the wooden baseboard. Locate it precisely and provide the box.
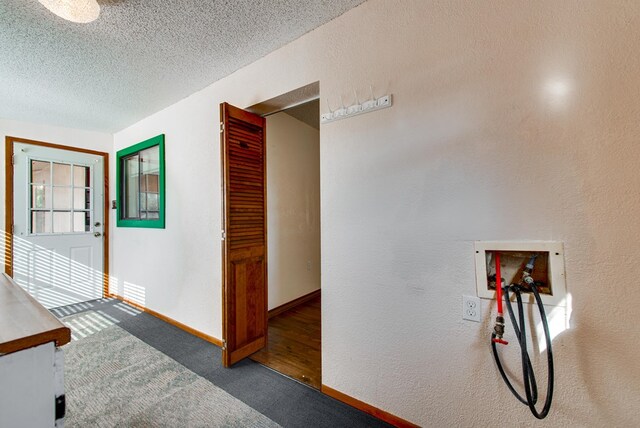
[321,385,419,428]
[107,294,223,347]
[268,289,321,319]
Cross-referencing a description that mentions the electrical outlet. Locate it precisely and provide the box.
[462,295,481,322]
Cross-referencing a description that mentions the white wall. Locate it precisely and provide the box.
[110,1,640,425]
[0,118,113,272]
[266,112,320,310]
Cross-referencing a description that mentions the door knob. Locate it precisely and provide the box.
[94,222,101,227]
[94,232,102,237]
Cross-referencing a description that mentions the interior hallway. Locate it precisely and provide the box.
[251,295,322,389]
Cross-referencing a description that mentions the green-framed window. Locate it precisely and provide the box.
[116,134,165,228]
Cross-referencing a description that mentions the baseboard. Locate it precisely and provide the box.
[107,293,223,347]
[269,289,321,319]
[321,385,419,428]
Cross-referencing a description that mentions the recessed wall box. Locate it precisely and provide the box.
[474,241,567,306]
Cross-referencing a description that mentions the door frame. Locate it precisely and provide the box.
[4,136,110,298]
[220,82,320,367]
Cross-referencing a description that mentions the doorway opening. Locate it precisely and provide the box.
[220,82,321,388]
[249,98,321,389]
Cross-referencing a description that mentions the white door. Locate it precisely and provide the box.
[12,143,104,309]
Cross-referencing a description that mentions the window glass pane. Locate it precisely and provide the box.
[139,192,147,211]
[73,165,90,187]
[118,137,163,227]
[31,161,51,184]
[124,155,139,219]
[31,211,51,233]
[74,188,91,210]
[31,185,52,209]
[73,212,90,233]
[146,174,159,193]
[147,193,159,211]
[140,146,159,175]
[53,212,71,233]
[53,163,72,186]
[53,187,72,210]
[138,146,160,220]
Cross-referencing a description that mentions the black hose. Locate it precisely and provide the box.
[491,283,554,419]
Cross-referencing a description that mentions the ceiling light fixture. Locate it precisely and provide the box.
[38,0,100,24]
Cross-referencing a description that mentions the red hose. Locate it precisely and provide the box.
[495,251,502,314]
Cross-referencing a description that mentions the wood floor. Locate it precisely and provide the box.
[250,295,321,389]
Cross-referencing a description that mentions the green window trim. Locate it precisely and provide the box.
[116,134,165,228]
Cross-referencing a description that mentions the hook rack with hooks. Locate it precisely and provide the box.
[321,86,393,124]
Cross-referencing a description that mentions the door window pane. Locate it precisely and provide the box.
[53,163,72,186]
[53,212,72,233]
[31,161,51,184]
[73,165,89,187]
[53,187,72,210]
[31,185,52,209]
[74,188,91,210]
[73,212,90,233]
[28,159,94,235]
[31,211,52,233]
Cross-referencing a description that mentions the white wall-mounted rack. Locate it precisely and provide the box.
[320,94,393,124]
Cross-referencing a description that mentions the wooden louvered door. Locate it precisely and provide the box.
[220,102,268,367]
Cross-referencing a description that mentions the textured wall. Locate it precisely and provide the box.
[111,1,640,425]
[266,112,321,310]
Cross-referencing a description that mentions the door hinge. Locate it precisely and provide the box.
[220,122,225,133]
[11,154,15,166]
[221,339,226,350]
[221,230,226,240]
[11,224,14,234]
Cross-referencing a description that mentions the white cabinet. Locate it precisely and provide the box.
[0,273,70,427]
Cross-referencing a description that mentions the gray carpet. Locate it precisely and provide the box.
[52,299,391,428]
[62,311,280,428]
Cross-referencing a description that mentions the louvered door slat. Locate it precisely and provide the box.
[221,102,268,367]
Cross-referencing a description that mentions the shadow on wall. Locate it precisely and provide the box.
[1,229,146,309]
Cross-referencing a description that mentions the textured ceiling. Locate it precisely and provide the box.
[0,0,365,132]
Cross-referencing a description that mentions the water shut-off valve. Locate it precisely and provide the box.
[491,251,508,345]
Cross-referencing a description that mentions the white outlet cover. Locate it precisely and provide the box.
[462,295,481,322]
